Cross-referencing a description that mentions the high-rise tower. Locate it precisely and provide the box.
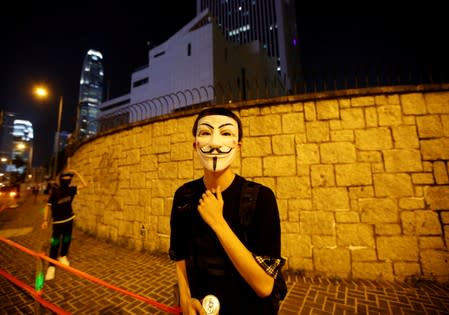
[76,49,104,139]
[196,0,301,91]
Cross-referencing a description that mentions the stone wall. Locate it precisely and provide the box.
[68,84,449,282]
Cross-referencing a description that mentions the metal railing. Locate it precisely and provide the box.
[62,65,447,162]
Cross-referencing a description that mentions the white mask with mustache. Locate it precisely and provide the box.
[195,115,239,172]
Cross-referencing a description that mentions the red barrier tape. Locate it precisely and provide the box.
[0,268,71,315]
[0,236,182,314]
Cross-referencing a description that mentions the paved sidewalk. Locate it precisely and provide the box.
[1,194,449,314]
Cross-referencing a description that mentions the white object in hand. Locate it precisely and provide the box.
[202,294,220,315]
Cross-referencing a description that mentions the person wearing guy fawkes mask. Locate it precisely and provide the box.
[169,107,285,314]
[41,169,87,281]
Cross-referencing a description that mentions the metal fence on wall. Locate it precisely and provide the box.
[96,65,448,134]
[51,66,438,163]
[295,64,448,94]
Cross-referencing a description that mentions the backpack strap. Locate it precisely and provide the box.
[239,180,261,243]
[239,180,288,304]
[176,184,196,212]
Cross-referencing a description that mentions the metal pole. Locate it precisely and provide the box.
[53,96,63,179]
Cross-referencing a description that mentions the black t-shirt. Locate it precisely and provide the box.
[48,186,77,222]
[169,175,281,314]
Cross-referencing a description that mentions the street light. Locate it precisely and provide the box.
[33,86,63,179]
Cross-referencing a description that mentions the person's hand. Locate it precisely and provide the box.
[197,186,225,229]
[181,297,206,315]
[41,221,48,229]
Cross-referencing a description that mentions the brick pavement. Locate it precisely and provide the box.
[1,193,449,315]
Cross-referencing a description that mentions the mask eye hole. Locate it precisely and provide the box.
[198,130,211,136]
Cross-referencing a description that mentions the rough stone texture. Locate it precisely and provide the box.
[69,85,449,283]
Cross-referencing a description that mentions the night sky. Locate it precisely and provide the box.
[1,1,446,167]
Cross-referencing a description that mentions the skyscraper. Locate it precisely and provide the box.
[76,49,104,139]
[0,113,33,169]
[196,0,301,92]
[0,111,15,161]
[11,119,34,174]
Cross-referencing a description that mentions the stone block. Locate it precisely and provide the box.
[340,108,365,129]
[425,91,449,114]
[314,248,350,276]
[241,136,271,157]
[331,129,354,142]
[311,164,335,187]
[311,235,336,248]
[378,105,403,126]
[277,176,310,199]
[304,101,316,121]
[353,262,394,280]
[263,155,296,176]
[351,96,375,107]
[374,224,402,235]
[170,142,193,161]
[335,211,360,223]
[335,163,372,186]
[272,135,295,154]
[316,99,340,120]
[421,250,449,280]
[355,127,392,150]
[377,236,418,260]
[177,160,193,179]
[241,157,262,177]
[393,262,421,278]
[401,93,427,115]
[336,223,375,247]
[383,149,423,172]
[360,198,398,223]
[282,112,305,133]
[434,161,449,184]
[416,115,444,138]
[299,211,335,235]
[312,187,349,211]
[399,197,425,210]
[421,138,449,160]
[392,126,419,149]
[320,142,356,163]
[374,174,413,197]
[283,234,312,257]
[424,186,449,210]
[419,236,445,249]
[306,121,330,142]
[296,143,320,164]
[351,248,377,261]
[249,114,282,136]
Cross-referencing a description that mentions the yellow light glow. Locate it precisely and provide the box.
[17,143,26,150]
[34,86,49,98]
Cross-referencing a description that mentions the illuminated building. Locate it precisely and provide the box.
[197,0,301,91]
[76,49,104,139]
[99,9,283,127]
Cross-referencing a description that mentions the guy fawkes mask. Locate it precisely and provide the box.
[195,115,240,172]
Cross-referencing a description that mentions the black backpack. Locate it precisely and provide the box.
[240,180,288,304]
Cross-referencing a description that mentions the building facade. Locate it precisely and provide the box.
[0,113,34,183]
[76,49,104,140]
[196,0,302,91]
[0,111,15,162]
[99,9,282,130]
